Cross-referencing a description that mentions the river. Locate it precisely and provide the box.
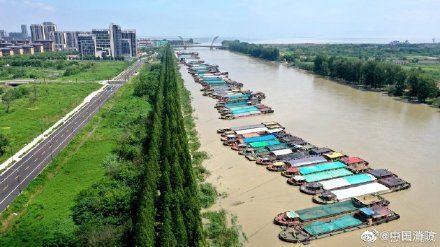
[179,48,440,247]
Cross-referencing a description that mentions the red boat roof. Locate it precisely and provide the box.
[341,156,365,164]
[286,167,298,173]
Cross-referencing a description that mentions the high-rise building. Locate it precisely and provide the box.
[21,25,28,39]
[65,31,78,49]
[109,23,122,58]
[30,24,45,41]
[53,31,66,50]
[0,30,5,40]
[8,32,24,40]
[92,29,111,56]
[77,33,96,57]
[42,22,57,41]
[121,39,132,57]
[122,30,136,57]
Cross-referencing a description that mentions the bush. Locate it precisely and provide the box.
[0,133,9,156]
[199,183,217,208]
[203,211,245,247]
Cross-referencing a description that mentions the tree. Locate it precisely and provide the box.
[313,54,328,75]
[406,71,421,97]
[416,76,438,102]
[2,89,16,113]
[393,70,407,96]
[0,133,9,156]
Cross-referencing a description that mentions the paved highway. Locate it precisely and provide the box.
[0,59,144,212]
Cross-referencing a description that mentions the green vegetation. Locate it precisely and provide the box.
[1,85,30,113]
[203,211,245,247]
[66,63,161,246]
[0,71,151,246]
[199,183,217,209]
[132,45,204,246]
[222,40,279,61]
[278,43,440,60]
[0,83,101,163]
[311,54,439,102]
[0,52,129,81]
[275,43,440,104]
[0,133,8,156]
[60,61,129,82]
[403,63,440,81]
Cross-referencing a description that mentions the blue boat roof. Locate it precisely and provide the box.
[359,207,375,216]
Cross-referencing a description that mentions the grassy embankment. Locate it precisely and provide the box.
[177,64,247,246]
[0,79,150,246]
[0,83,101,163]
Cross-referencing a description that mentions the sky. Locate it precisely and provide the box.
[1,0,439,43]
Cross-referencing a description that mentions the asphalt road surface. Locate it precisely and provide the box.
[0,59,144,212]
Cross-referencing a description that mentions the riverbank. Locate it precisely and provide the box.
[177,63,247,246]
[181,48,439,246]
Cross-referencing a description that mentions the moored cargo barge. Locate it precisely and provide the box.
[279,204,400,244]
[274,195,388,226]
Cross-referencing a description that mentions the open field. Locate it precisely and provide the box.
[59,61,129,82]
[0,83,101,163]
[0,60,129,82]
[0,80,150,246]
[403,63,440,81]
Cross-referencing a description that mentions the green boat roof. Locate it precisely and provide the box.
[299,161,346,175]
[250,140,281,148]
[304,215,363,236]
[266,143,290,151]
[303,168,353,182]
[296,200,359,221]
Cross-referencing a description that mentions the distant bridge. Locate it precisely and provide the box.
[174,36,222,49]
[172,44,223,48]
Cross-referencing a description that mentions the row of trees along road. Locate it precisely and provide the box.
[70,45,204,247]
[313,54,439,102]
[133,45,203,246]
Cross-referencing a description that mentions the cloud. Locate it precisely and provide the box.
[22,0,54,11]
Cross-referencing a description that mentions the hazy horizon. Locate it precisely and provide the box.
[1,0,439,44]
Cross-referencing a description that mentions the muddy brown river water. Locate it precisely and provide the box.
[179,48,440,247]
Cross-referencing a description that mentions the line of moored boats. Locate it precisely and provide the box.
[176,51,274,119]
[217,122,410,244]
[176,50,410,245]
